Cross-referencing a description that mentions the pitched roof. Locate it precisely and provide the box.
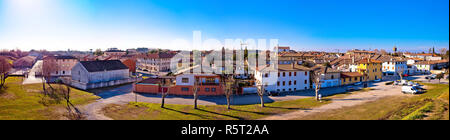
[358,59,382,64]
[79,60,129,72]
[341,72,363,78]
[415,60,449,65]
[257,64,311,72]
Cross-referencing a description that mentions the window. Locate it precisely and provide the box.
[294,81,297,85]
[305,72,308,76]
[277,81,280,86]
[294,72,297,76]
[331,75,334,79]
[62,71,65,74]
[205,88,210,92]
[289,72,292,76]
[289,81,292,85]
[211,88,216,92]
[278,72,280,77]
[304,80,307,84]
[283,72,286,77]
[182,78,189,83]
[182,88,189,92]
[283,81,286,86]
[265,73,269,77]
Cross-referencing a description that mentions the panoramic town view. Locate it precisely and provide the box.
[0,0,449,121]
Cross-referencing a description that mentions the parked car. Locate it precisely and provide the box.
[374,79,382,82]
[403,74,409,77]
[402,86,419,94]
[407,81,415,86]
[354,82,362,86]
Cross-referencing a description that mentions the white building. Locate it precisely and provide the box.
[137,52,175,72]
[275,46,291,53]
[382,59,408,75]
[255,64,311,93]
[414,60,449,74]
[71,60,137,90]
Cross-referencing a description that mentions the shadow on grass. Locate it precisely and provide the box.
[229,108,278,116]
[163,107,209,120]
[265,106,311,111]
[196,108,246,120]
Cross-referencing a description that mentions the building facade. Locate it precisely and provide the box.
[255,64,310,93]
[356,59,383,81]
[71,60,135,90]
[43,55,78,77]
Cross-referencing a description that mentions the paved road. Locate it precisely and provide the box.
[260,81,406,120]
[22,60,43,85]
[80,80,380,120]
[408,75,449,85]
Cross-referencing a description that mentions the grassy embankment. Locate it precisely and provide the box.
[299,83,449,120]
[0,77,100,120]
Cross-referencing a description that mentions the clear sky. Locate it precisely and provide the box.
[0,0,448,52]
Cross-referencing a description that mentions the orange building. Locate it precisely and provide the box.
[134,74,224,96]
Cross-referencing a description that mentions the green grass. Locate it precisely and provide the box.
[402,102,434,120]
[0,77,100,120]
[298,83,449,120]
[102,87,372,120]
[103,97,331,120]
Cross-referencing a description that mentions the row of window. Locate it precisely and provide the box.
[276,87,307,92]
[181,87,217,92]
[276,80,308,86]
[264,71,308,78]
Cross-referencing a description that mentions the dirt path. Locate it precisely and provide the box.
[260,82,405,120]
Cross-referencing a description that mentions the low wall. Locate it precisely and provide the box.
[134,84,225,96]
[71,78,142,90]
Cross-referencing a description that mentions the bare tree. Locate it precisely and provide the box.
[42,56,58,94]
[193,79,199,109]
[256,81,265,108]
[436,73,444,84]
[397,66,405,82]
[221,75,235,110]
[160,78,174,108]
[311,72,322,101]
[59,82,83,120]
[0,56,12,89]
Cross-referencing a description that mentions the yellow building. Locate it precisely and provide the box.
[356,59,383,81]
[341,72,364,85]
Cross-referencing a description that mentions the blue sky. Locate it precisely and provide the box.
[0,0,448,52]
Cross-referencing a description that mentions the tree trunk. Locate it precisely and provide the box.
[161,94,166,108]
[226,95,231,109]
[0,74,4,89]
[42,77,47,94]
[259,95,265,107]
[315,89,319,101]
[194,95,198,109]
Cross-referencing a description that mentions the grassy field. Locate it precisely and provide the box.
[0,77,100,120]
[102,88,373,120]
[103,98,329,120]
[298,83,449,120]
